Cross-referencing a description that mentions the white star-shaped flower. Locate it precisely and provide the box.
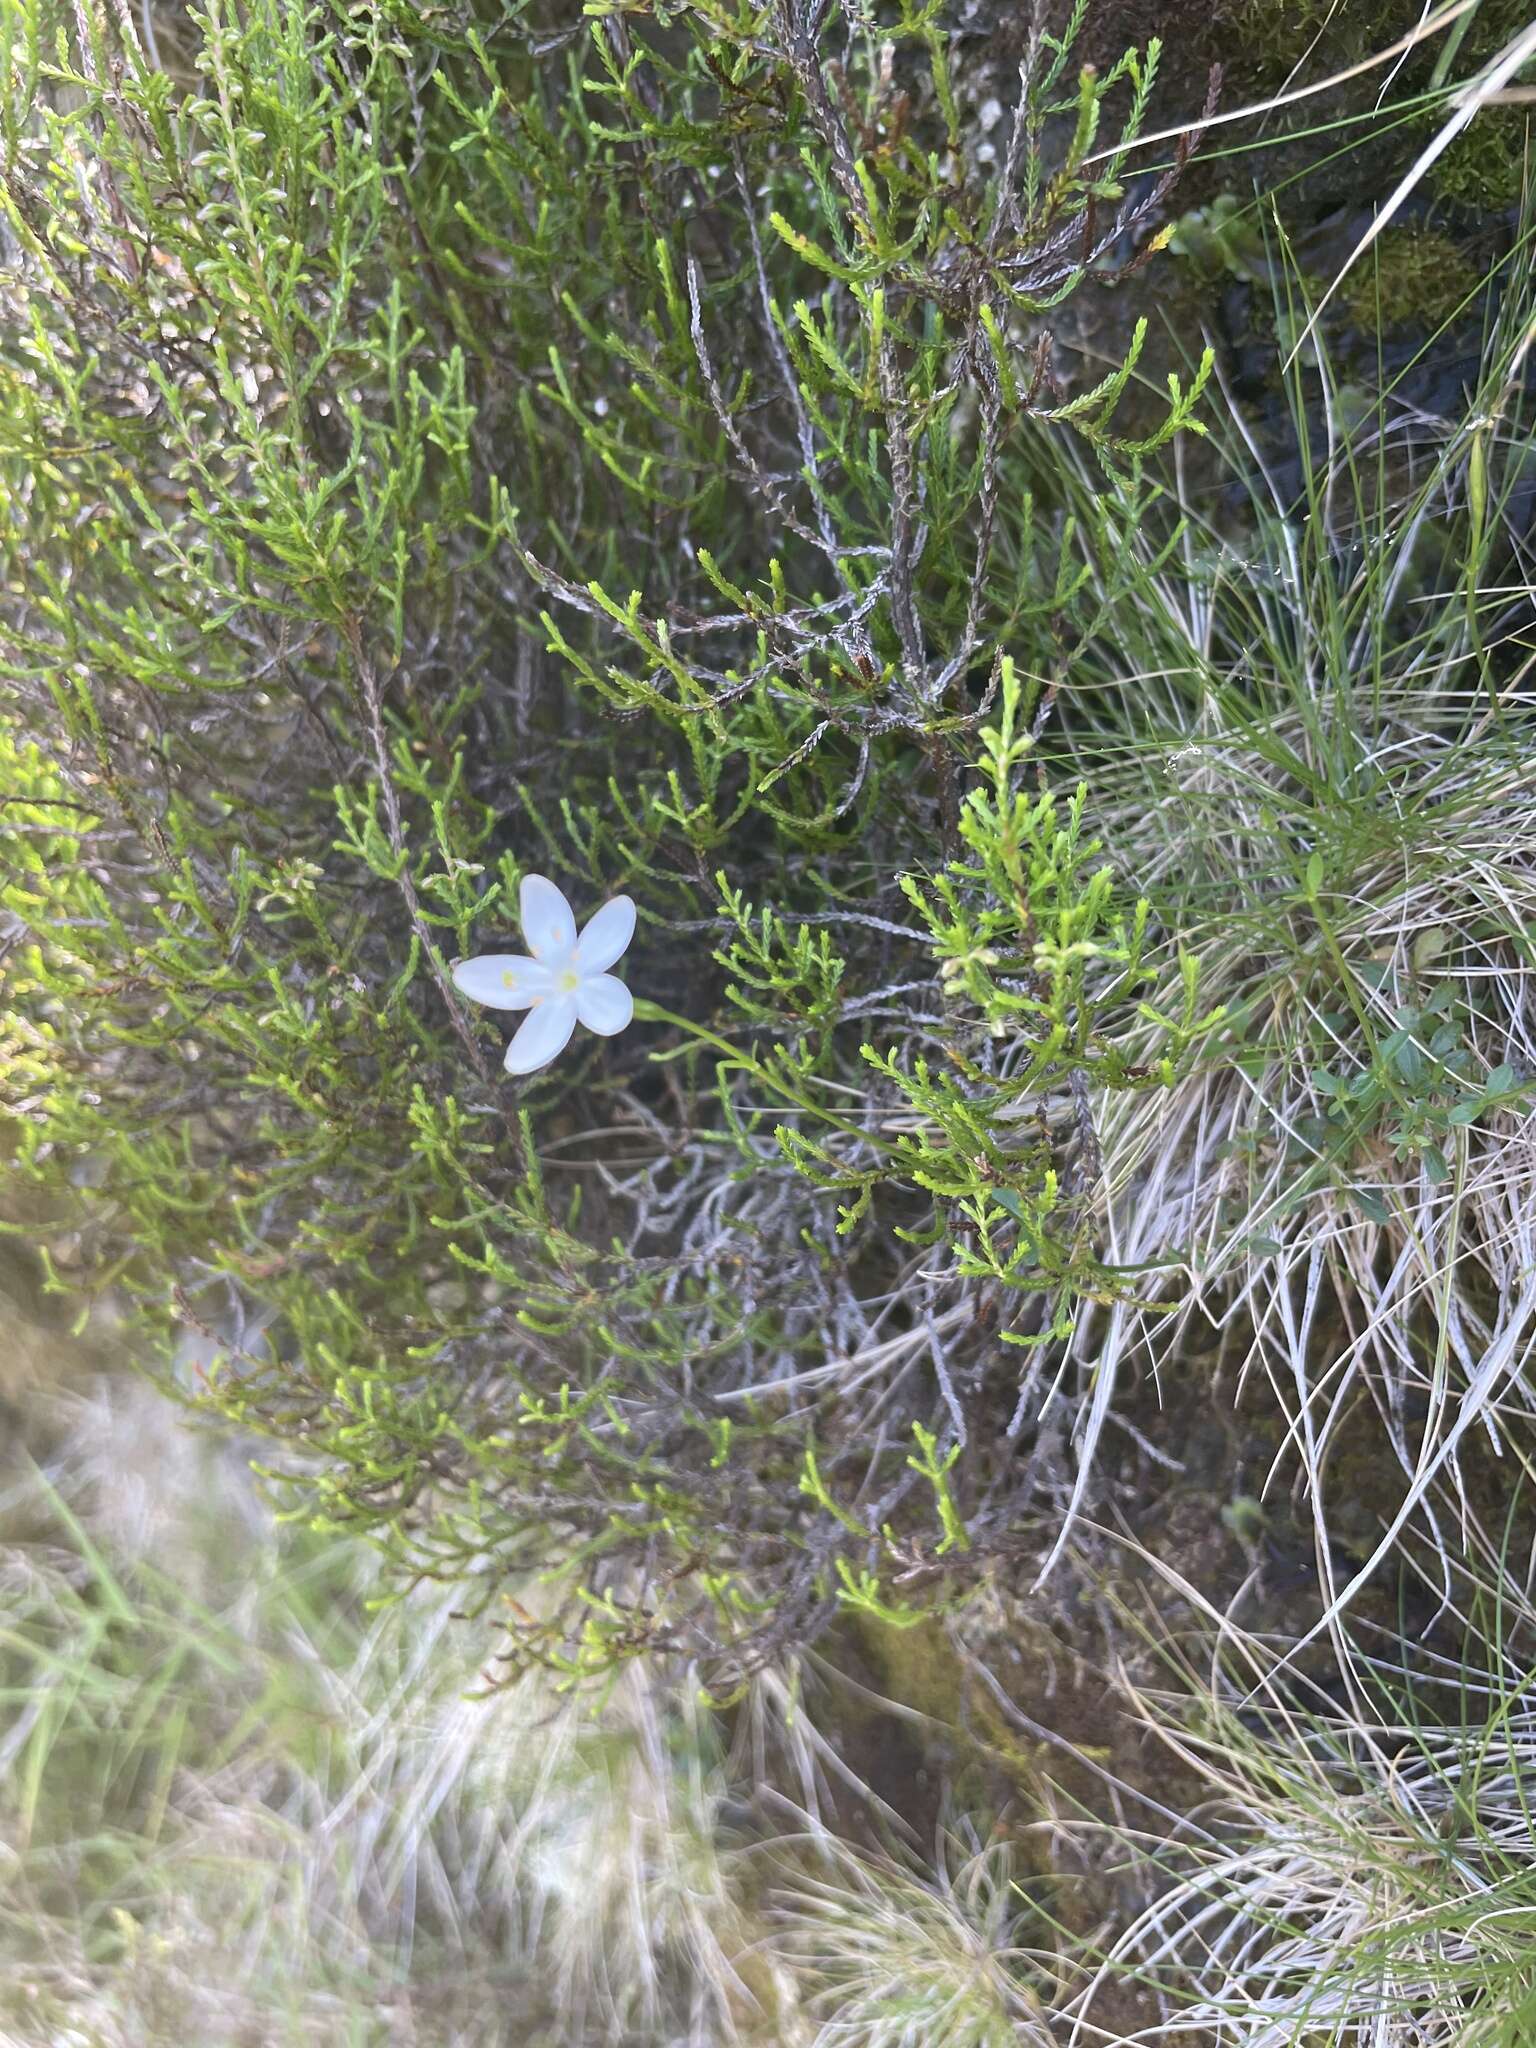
[452,874,636,1075]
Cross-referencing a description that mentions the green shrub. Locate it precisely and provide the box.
[1,0,1223,1687]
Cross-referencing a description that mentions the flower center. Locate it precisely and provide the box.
[557,967,580,992]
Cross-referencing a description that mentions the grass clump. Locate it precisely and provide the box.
[1021,235,1536,1600]
[771,1832,1054,2048]
[1103,1541,1536,2046]
[0,1375,778,2046]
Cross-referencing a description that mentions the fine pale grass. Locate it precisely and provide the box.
[0,1372,778,2048]
[769,1830,1057,2048]
[1094,1524,1536,2046]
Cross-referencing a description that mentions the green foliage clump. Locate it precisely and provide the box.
[1232,0,1532,209]
[1,0,1223,1688]
[1309,979,1526,1197]
[1167,192,1271,282]
[1431,103,1530,208]
[1426,0,1535,206]
[1342,225,1481,331]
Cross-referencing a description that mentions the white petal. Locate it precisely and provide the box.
[452,954,554,1011]
[575,973,633,1037]
[504,995,578,1074]
[574,895,636,973]
[519,873,577,963]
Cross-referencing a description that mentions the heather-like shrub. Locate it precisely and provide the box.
[0,0,1224,1688]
